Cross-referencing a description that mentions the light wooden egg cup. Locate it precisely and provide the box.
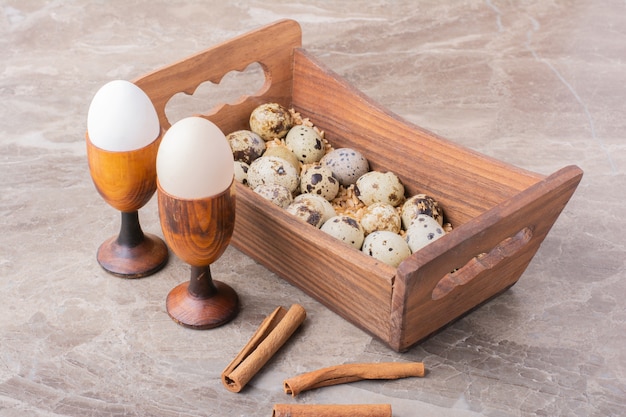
[86,134,169,278]
[158,182,239,329]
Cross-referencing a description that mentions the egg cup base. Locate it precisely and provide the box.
[96,232,169,278]
[166,280,239,329]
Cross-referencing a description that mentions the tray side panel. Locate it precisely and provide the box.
[391,165,583,351]
[291,49,544,227]
[231,183,396,342]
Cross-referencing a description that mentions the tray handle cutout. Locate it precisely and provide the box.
[134,19,302,134]
[431,227,533,300]
[164,62,266,126]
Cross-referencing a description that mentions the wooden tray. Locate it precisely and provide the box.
[135,19,583,352]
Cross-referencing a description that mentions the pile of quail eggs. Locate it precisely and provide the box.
[227,102,452,268]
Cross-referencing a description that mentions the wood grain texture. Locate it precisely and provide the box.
[291,48,545,227]
[233,182,396,342]
[96,230,168,278]
[134,19,301,135]
[391,165,583,351]
[86,134,161,213]
[157,182,235,267]
[166,279,238,330]
[136,19,583,351]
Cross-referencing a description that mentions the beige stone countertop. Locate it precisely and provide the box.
[1,1,624,416]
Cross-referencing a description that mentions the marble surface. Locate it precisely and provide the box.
[1,1,625,416]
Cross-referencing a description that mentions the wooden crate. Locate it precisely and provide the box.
[135,19,583,352]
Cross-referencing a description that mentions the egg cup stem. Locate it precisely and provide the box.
[166,264,239,329]
[96,210,169,278]
[188,265,218,298]
[118,210,145,247]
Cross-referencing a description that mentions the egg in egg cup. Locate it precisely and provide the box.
[156,116,239,329]
[86,135,169,278]
[86,80,169,278]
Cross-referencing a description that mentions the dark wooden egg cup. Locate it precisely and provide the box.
[86,135,169,278]
[158,182,239,329]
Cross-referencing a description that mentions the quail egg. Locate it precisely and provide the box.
[362,230,412,267]
[233,160,249,185]
[287,198,326,228]
[226,130,265,164]
[264,145,300,173]
[401,194,444,228]
[293,193,336,224]
[285,125,326,164]
[300,163,339,201]
[253,183,293,208]
[249,103,293,141]
[355,171,405,207]
[360,202,401,235]
[320,147,369,187]
[405,214,446,253]
[320,215,365,249]
[247,156,299,194]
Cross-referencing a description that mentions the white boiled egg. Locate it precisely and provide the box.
[87,79,160,152]
[157,117,234,199]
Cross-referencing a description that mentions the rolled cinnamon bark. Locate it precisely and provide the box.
[272,403,391,417]
[221,304,306,393]
[284,362,425,396]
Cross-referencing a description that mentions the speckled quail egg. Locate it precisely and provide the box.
[401,194,444,228]
[300,163,339,201]
[253,183,293,208]
[286,198,326,228]
[362,230,412,267]
[360,202,401,235]
[320,215,365,249]
[264,145,301,173]
[249,103,293,141]
[355,171,405,207]
[247,156,299,194]
[285,125,325,164]
[405,214,446,253]
[293,193,336,224]
[320,147,369,187]
[233,160,249,185]
[226,130,265,165]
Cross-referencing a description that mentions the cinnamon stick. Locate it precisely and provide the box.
[221,304,306,393]
[272,403,391,417]
[284,362,425,396]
